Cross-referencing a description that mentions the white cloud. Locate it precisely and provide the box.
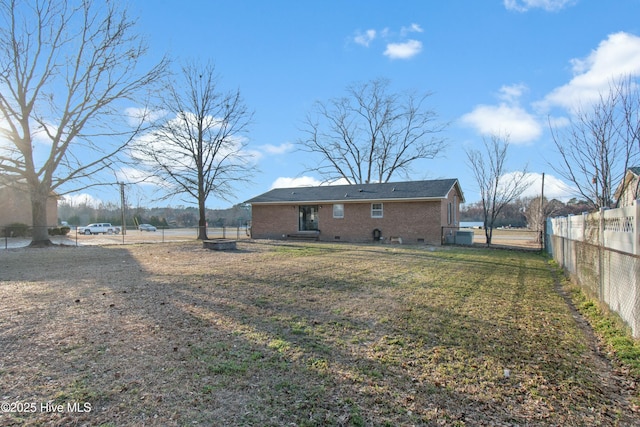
[115,167,166,186]
[461,84,542,143]
[259,142,294,155]
[512,172,577,201]
[497,83,528,104]
[400,23,424,36]
[126,112,257,197]
[354,29,376,47]
[464,32,640,143]
[131,112,253,168]
[30,121,57,146]
[461,104,542,143]
[246,148,264,162]
[538,32,640,112]
[271,176,322,189]
[61,193,103,208]
[352,24,424,59]
[384,40,423,60]
[270,176,351,189]
[504,0,577,12]
[125,107,167,126]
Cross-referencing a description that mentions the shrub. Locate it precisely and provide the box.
[3,223,30,237]
[47,226,71,236]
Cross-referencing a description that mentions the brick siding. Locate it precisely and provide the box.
[0,187,58,226]
[250,188,462,245]
[250,204,300,239]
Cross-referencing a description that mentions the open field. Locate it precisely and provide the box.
[0,241,638,426]
[469,228,543,250]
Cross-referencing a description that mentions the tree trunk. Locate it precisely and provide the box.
[484,227,493,247]
[30,185,53,247]
[483,218,493,247]
[197,195,208,240]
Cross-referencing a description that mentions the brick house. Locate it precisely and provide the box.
[245,179,464,245]
[0,185,58,226]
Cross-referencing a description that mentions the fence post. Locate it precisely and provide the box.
[634,199,639,256]
[545,218,551,255]
[599,208,605,248]
[599,208,605,300]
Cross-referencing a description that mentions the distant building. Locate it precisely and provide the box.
[245,179,464,245]
[0,185,58,226]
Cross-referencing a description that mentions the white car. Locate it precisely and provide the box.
[138,223,157,232]
[77,223,121,235]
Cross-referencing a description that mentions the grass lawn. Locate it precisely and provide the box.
[0,241,638,426]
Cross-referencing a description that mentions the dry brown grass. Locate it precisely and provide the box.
[0,241,638,426]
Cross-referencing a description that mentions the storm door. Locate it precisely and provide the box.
[299,205,319,231]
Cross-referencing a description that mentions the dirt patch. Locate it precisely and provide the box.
[0,241,638,426]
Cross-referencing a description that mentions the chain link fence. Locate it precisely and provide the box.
[547,203,640,337]
[548,234,640,337]
[442,226,541,248]
[1,225,250,249]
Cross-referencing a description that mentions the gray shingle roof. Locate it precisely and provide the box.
[245,179,464,204]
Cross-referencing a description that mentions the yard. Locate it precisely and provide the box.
[0,241,638,426]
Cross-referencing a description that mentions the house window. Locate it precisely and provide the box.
[371,203,383,218]
[333,204,344,218]
[447,202,453,225]
[453,195,458,225]
[299,205,319,231]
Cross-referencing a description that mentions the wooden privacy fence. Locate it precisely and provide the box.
[546,201,640,337]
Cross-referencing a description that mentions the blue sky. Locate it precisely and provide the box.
[67,0,640,209]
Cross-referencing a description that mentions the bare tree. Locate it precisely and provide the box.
[298,78,447,184]
[549,77,640,210]
[0,0,167,246]
[131,62,254,240]
[522,196,565,242]
[466,134,531,246]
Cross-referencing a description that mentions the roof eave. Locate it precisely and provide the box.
[248,196,448,205]
[452,179,465,203]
